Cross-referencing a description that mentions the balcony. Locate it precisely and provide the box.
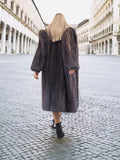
[90,25,113,41]
[94,6,113,28]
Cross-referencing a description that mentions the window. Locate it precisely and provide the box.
[25,16,27,23]
[111,24,113,31]
[16,6,19,15]
[10,1,14,10]
[28,18,30,26]
[11,35,13,42]
[21,10,23,19]
[4,0,7,4]
[6,34,8,41]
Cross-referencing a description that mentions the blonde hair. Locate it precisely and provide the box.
[46,13,69,42]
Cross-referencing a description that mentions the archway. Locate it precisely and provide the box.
[105,40,108,54]
[0,21,7,54]
[118,43,120,55]
[109,39,112,54]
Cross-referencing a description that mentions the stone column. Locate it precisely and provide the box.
[89,43,92,54]
[1,23,6,54]
[7,26,12,54]
[112,36,118,55]
[29,39,31,54]
[16,32,20,54]
[103,41,105,54]
[30,39,32,54]
[107,40,109,55]
[13,29,16,53]
[26,38,28,54]
[31,40,33,54]
[97,43,99,55]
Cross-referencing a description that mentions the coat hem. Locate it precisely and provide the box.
[42,108,78,113]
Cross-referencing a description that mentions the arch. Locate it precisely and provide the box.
[19,33,22,54]
[11,27,15,53]
[4,24,9,53]
[6,25,12,53]
[118,42,120,55]
[0,21,6,54]
[23,34,26,53]
[109,39,112,54]
[105,40,108,54]
[16,30,20,53]
[4,0,7,4]
[102,41,104,54]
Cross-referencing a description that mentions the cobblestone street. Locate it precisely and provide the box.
[0,54,120,160]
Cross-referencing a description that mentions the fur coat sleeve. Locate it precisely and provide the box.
[62,27,79,72]
[30,30,48,72]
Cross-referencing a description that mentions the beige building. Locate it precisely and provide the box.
[76,19,90,54]
[76,0,120,55]
[0,0,45,54]
[115,2,120,55]
[90,0,120,55]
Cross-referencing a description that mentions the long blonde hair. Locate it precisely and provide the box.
[46,13,69,42]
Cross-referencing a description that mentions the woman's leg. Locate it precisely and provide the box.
[52,111,64,138]
[52,112,61,123]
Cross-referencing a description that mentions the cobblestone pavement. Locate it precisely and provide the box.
[0,54,120,160]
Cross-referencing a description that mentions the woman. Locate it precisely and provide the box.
[31,13,79,138]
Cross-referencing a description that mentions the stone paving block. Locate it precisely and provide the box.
[0,55,120,160]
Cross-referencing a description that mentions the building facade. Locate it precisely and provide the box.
[76,19,90,54]
[76,0,120,55]
[115,2,120,55]
[0,0,44,54]
[89,0,120,55]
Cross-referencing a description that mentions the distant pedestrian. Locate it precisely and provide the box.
[31,13,79,138]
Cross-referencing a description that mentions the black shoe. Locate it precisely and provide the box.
[51,119,56,129]
[56,122,64,139]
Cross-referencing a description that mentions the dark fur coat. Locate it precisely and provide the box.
[31,27,79,112]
